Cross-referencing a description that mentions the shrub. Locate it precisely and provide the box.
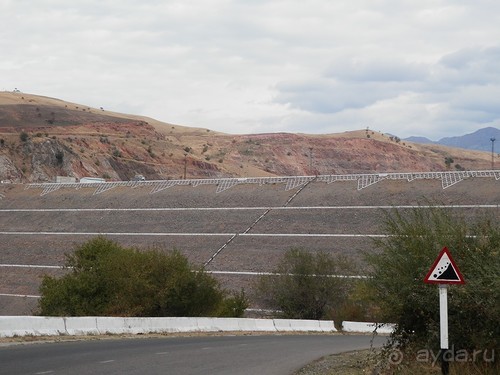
[256,249,354,320]
[55,150,64,165]
[38,237,245,317]
[444,156,454,168]
[20,131,29,142]
[147,145,154,157]
[217,289,248,317]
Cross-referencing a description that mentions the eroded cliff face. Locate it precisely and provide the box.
[0,155,21,182]
[28,139,75,182]
[0,121,228,183]
[0,138,72,182]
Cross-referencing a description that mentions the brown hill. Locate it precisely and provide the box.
[0,91,493,183]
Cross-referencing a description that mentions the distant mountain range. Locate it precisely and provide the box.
[405,127,500,152]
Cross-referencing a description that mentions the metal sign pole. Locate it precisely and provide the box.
[439,284,448,348]
[439,284,449,375]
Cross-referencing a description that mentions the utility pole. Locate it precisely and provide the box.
[183,153,188,179]
[309,147,313,174]
[491,137,496,170]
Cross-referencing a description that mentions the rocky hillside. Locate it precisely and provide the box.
[0,91,494,183]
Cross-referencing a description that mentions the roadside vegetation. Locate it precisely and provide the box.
[258,207,498,374]
[365,206,499,373]
[38,236,247,317]
[256,249,356,321]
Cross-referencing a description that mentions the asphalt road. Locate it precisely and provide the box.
[0,334,386,375]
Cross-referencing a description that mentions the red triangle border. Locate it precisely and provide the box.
[424,247,465,285]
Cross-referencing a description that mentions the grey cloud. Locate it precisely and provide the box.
[448,85,500,123]
[274,45,500,133]
[437,46,500,85]
[326,59,428,82]
[274,79,412,114]
[440,48,478,69]
[274,58,430,114]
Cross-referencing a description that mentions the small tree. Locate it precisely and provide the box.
[19,131,29,142]
[55,150,64,165]
[366,207,499,355]
[256,249,354,320]
[444,156,454,169]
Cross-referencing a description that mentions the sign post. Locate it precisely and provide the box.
[424,247,465,375]
[439,284,449,374]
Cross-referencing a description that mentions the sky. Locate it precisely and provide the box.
[2,0,500,140]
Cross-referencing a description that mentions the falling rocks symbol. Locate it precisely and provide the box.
[434,262,460,281]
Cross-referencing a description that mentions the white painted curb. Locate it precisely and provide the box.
[0,316,66,337]
[273,318,332,332]
[0,317,393,338]
[341,321,395,334]
[64,317,99,335]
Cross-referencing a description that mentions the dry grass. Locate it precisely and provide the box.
[295,349,498,375]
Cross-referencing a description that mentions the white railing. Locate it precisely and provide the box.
[24,170,500,196]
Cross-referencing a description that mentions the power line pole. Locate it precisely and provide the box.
[491,137,496,170]
[183,153,188,179]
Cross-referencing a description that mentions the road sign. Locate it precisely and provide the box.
[424,247,465,285]
[424,247,465,375]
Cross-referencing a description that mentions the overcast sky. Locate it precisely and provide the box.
[2,0,500,140]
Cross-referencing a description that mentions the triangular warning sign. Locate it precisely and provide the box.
[424,247,465,285]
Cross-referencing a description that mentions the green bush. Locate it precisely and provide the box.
[366,207,499,354]
[216,289,248,317]
[38,237,247,317]
[55,150,64,165]
[256,249,354,320]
